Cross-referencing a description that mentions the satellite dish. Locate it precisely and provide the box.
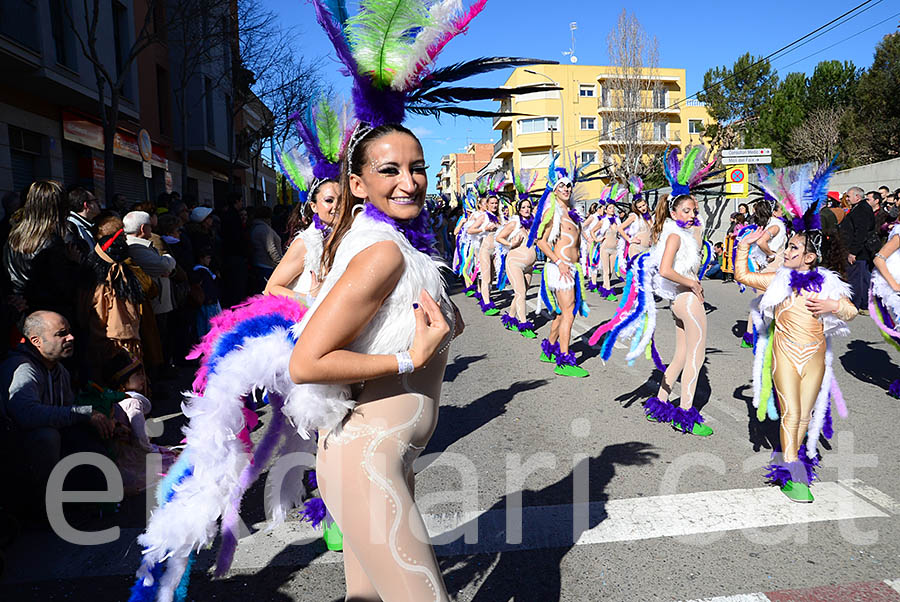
[570,55,578,64]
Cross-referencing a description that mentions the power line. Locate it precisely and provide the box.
[570,0,886,148]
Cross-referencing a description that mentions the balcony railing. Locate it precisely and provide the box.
[493,137,513,157]
[598,130,682,144]
[598,96,682,112]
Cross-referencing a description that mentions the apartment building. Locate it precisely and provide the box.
[434,142,493,199]
[0,0,274,207]
[492,64,713,200]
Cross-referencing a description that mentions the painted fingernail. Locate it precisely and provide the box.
[413,303,419,309]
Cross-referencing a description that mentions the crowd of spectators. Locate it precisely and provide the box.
[0,181,294,525]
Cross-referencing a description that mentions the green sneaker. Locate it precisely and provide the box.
[780,480,814,503]
[539,351,555,363]
[323,521,344,551]
[505,322,518,332]
[520,329,537,339]
[672,421,714,437]
[465,290,475,297]
[554,364,590,378]
[484,308,500,316]
[646,414,660,422]
[740,339,753,348]
[605,294,618,301]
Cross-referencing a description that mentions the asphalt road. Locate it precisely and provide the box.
[2,274,899,601]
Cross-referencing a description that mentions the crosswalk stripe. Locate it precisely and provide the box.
[4,482,891,582]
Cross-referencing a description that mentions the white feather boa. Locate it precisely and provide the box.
[137,328,303,573]
[748,266,852,459]
[649,219,701,300]
[871,225,900,323]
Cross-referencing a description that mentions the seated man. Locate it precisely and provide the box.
[0,310,115,519]
[705,242,725,280]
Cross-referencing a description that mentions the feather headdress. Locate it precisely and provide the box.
[513,169,539,202]
[629,175,644,202]
[663,145,717,197]
[289,96,356,196]
[599,182,628,206]
[273,145,312,202]
[756,157,839,257]
[314,0,559,127]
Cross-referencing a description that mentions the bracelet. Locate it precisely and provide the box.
[395,351,414,375]
[875,252,886,261]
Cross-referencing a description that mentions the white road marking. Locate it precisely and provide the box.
[5,483,891,582]
[885,578,900,594]
[682,594,771,602]
[838,479,900,515]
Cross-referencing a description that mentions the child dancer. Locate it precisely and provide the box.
[738,161,856,502]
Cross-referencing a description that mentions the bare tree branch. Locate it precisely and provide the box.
[603,9,664,181]
[786,106,846,164]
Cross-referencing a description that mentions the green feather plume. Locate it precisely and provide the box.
[315,101,342,163]
[345,0,432,90]
[677,146,702,185]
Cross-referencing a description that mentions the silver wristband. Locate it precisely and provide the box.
[396,351,414,375]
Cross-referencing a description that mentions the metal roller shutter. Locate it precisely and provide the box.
[10,150,35,193]
[113,158,149,206]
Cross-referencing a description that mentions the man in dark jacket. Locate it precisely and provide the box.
[839,186,875,311]
[1,311,114,518]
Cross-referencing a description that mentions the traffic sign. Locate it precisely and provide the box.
[725,164,748,198]
[722,155,771,165]
[721,148,771,158]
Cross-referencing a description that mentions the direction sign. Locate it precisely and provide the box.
[722,155,771,165]
[721,148,771,158]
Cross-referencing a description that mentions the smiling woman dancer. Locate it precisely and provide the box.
[497,169,539,338]
[128,0,550,597]
[738,161,856,503]
[293,122,458,601]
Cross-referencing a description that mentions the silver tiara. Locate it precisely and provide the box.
[346,122,374,177]
[806,229,823,259]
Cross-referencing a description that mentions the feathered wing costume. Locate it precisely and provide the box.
[131,0,556,599]
[747,160,854,491]
[869,223,900,397]
[527,154,591,319]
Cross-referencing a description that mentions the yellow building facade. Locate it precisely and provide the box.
[492,64,714,201]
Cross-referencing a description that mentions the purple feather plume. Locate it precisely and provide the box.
[643,397,677,423]
[671,406,705,434]
[307,469,318,490]
[649,338,666,373]
[823,400,834,439]
[889,379,900,399]
[555,350,577,367]
[541,338,560,359]
[300,497,328,529]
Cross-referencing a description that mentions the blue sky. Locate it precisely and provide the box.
[267,0,899,192]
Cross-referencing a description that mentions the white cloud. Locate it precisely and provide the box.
[411,126,434,138]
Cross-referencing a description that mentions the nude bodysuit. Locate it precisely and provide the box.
[735,245,857,461]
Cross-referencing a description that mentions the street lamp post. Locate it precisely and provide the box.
[524,69,566,170]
